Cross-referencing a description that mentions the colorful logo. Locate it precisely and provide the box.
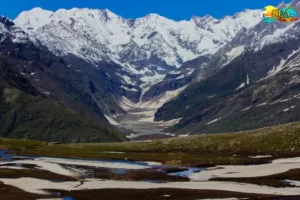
[261,5,298,23]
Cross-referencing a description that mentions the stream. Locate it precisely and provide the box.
[2,150,300,199]
[0,150,202,200]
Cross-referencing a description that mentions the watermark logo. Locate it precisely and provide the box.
[261,4,297,23]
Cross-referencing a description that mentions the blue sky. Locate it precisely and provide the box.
[1,0,283,20]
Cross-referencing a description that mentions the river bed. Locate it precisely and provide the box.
[1,151,300,199]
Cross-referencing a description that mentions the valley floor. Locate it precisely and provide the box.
[1,122,300,199]
[2,154,300,199]
[116,106,179,140]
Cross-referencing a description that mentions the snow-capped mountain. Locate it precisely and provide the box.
[3,3,300,135]
[14,7,262,98]
[208,0,300,72]
[0,16,29,43]
[155,0,300,135]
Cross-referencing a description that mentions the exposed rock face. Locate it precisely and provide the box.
[155,7,300,134]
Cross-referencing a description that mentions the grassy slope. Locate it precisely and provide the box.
[1,122,300,166]
[0,88,126,143]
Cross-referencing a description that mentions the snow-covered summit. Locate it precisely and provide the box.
[192,9,261,41]
[14,8,261,73]
[12,7,263,103]
[15,7,54,31]
[0,16,29,43]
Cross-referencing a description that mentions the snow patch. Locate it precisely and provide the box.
[119,96,137,111]
[101,151,124,154]
[121,85,138,92]
[236,82,245,90]
[243,106,252,111]
[256,102,267,107]
[3,177,300,196]
[104,115,120,126]
[222,46,245,67]
[249,155,272,159]
[179,133,190,138]
[206,118,221,125]
[190,156,300,182]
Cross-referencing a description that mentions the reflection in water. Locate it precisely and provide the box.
[64,197,75,200]
[0,150,12,161]
[169,168,202,177]
[0,149,202,192]
[111,168,128,175]
[143,180,167,183]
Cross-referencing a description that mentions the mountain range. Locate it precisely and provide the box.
[0,1,300,142]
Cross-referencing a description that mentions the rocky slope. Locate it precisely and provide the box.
[155,0,300,134]
[0,17,125,142]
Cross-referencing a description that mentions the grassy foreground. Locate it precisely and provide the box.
[1,122,300,166]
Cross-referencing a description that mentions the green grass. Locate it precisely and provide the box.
[0,138,44,150]
[1,122,300,166]
[0,88,126,143]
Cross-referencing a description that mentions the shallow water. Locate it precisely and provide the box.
[169,167,202,177]
[1,151,300,197]
[111,168,128,175]
[0,150,12,161]
[143,180,167,183]
[0,151,201,180]
[63,197,75,200]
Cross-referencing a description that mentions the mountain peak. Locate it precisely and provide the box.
[222,9,260,20]
[101,8,120,20]
[13,6,262,75]
[103,8,115,15]
[30,7,52,13]
[144,13,165,20]
[14,7,54,31]
[0,16,15,27]
[191,14,217,26]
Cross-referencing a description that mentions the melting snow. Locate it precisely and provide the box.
[104,115,120,126]
[206,118,221,125]
[178,133,190,138]
[243,106,252,111]
[236,82,245,90]
[222,45,245,67]
[121,85,138,92]
[249,155,272,158]
[260,23,295,48]
[256,102,267,107]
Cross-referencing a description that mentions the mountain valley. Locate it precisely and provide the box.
[3,1,300,199]
[0,1,300,140]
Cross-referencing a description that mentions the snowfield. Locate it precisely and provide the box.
[2,156,300,196]
[13,7,262,95]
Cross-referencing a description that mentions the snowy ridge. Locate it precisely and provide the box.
[13,7,263,109]
[0,16,29,43]
[14,8,262,77]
